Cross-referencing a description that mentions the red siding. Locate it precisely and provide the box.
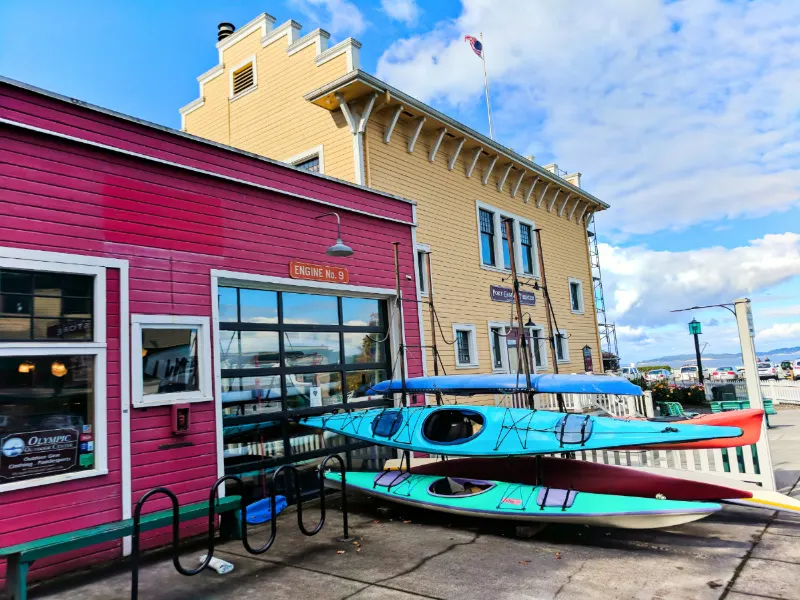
[0,80,422,586]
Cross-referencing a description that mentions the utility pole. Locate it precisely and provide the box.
[534,228,565,412]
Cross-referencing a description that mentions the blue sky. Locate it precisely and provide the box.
[2,0,799,362]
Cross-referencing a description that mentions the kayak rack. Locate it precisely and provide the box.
[129,453,351,600]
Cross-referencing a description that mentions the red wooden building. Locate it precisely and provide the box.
[0,77,423,585]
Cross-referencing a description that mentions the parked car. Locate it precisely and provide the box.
[757,361,778,380]
[620,365,641,380]
[736,366,746,378]
[645,368,670,382]
[710,366,737,381]
[792,359,800,381]
[679,365,699,382]
[778,361,794,379]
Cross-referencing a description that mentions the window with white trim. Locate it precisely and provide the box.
[555,329,569,363]
[285,145,325,174]
[487,323,547,373]
[416,250,428,295]
[568,278,584,314]
[131,315,213,407]
[452,324,478,368]
[294,156,320,172]
[229,56,257,100]
[0,261,108,491]
[476,202,538,276]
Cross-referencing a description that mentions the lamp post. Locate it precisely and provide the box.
[688,318,704,384]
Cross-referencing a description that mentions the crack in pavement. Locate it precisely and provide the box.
[337,532,482,600]
[553,559,587,599]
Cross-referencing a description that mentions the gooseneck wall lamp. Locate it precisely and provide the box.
[315,212,354,257]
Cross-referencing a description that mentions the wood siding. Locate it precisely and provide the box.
[364,116,602,376]
[183,29,356,182]
[0,81,421,584]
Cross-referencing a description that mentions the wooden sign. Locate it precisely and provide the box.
[490,285,536,306]
[289,261,349,284]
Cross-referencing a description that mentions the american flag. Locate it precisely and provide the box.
[464,35,483,58]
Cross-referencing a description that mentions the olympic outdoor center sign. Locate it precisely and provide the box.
[490,285,536,306]
[0,428,80,481]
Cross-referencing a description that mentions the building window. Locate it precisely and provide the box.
[0,259,107,492]
[479,209,495,266]
[555,330,569,363]
[0,269,94,341]
[490,327,504,370]
[229,56,257,99]
[501,217,512,270]
[476,203,537,276]
[530,327,546,368]
[519,224,534,275]
[294,156,320,172]
[285,146,325,174]
[452,324,478,368]
[568,278,584,314]
[218,286,393,478]
[131,315,212,407]
[416,249,428,295]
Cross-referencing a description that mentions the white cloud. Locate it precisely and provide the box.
[757,322,800,344]
[293,0,367,36]
[599,232,800,328]
[381,0,420,25]
[376,0,800,237]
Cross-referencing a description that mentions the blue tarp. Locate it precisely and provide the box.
[367,373,643,397]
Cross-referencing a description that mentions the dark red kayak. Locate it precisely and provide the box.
[409,456,753,501]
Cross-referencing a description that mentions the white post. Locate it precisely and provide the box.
[643,390,655,418]
[734,297,776,490]
[626,395,637,417]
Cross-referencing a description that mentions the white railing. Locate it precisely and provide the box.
[504,391,652,418]
[705,378,800,405]
[559,440,775,490]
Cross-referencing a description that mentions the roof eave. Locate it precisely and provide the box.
[305,70,610,211]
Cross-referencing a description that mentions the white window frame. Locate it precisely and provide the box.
[568,277,585,315]
[0,258,108,494]
[415,243,430,297]
[487,321,548,374]
[475,201,539,277]
[229,55,258,101]
[452,323,479,369]
[284,144,325,174]
[555,329,570,364]
[131,315,213,408]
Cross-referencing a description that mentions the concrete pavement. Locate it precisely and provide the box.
[27,409,800,600]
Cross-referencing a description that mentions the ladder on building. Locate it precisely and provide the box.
[587,216,619,370]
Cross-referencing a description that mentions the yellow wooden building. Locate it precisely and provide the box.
[181,13,609,379]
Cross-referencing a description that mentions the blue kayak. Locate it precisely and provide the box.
[299,404,743,457]
[368,374,643,396]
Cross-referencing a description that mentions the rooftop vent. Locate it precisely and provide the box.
[218,22,235,42]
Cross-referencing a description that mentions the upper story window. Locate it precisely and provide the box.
[519,224,534,275]
[295,156,320,172]
[0,269,94,341]
[416,248,429,295]
[229,56,257,100]
[476,202,538,276]
[568,278,585,314]
[479,209,495,266]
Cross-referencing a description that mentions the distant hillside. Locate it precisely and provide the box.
[638,346,800,368]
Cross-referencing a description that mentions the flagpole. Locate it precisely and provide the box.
[480,32,494,140]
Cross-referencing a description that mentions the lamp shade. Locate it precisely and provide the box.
[326,237,354,257]
[688,318,702,335]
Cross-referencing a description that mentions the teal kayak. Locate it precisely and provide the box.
[299,405,742,457]
[325,471,720,529]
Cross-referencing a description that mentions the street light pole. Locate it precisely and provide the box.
[689,318,704,385]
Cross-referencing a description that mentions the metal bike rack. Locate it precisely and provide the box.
[129,453,353,598]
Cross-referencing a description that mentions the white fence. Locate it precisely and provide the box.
[706,378,800,405]
[499,390,774,490]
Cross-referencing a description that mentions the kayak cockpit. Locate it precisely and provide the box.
[429,477,495,497]
[422,409,485,445]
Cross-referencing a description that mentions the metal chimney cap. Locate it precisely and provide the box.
[218,22,235,42]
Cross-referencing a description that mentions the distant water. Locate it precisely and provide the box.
[637,351,798,370]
